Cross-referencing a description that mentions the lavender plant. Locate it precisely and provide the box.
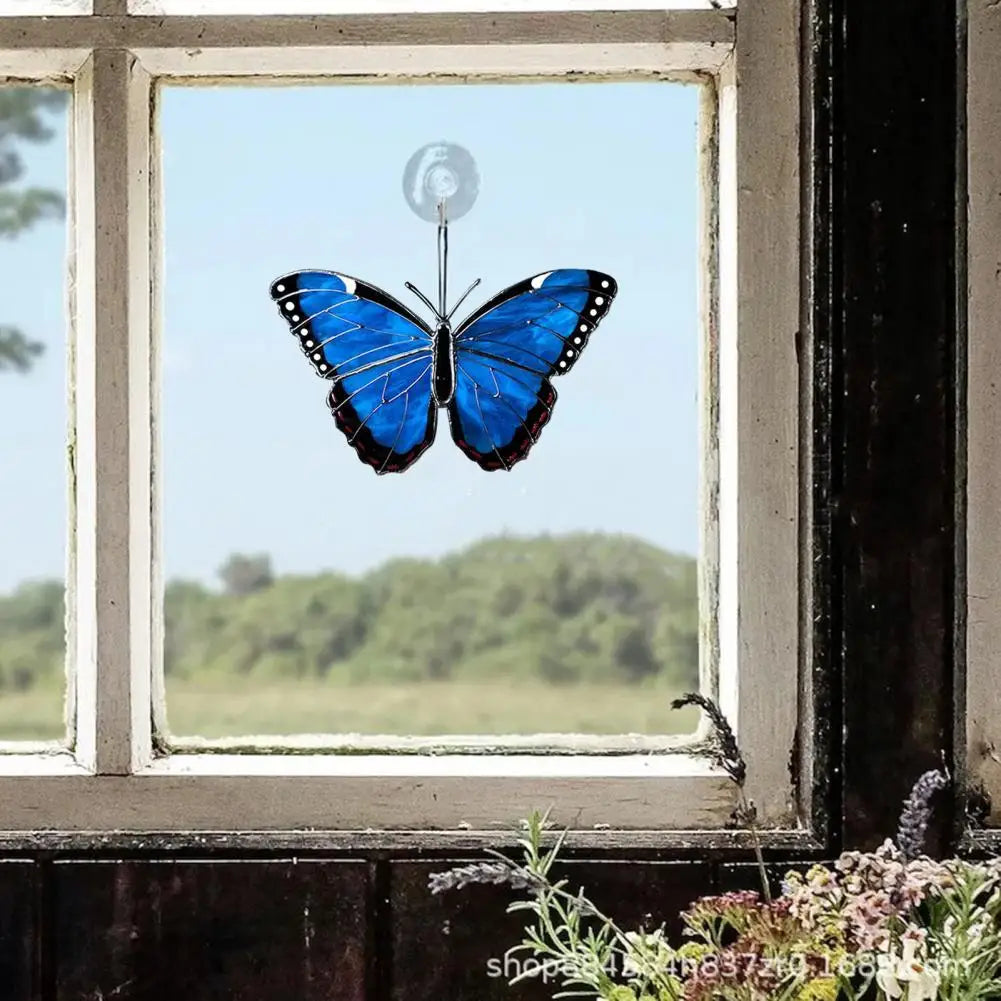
[429,700,999,1001]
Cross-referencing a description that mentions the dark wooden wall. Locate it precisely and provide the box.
[0,1,964,997]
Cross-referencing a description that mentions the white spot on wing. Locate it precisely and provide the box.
[340,276,357,295]
[531,272,553,289]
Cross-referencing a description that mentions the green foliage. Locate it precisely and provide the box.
[0,580,65,691]
[0,533,699,694]
[351,534,698,687]
[217,552,274,596]
[0,87,67,373]
[0,326,44,372]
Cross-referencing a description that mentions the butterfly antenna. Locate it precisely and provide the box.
[445,278,482,322]
[404,282,440,319]
[437,199,448,318]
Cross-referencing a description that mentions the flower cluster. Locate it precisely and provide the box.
[430,768,1001,1001]
[428,702,1001,1001]
[783,838,956,952]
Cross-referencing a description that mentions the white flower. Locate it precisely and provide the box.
[944,904,993,946]
[876,937,940,1001]
[967,918,989,945]
[622,929,670,978]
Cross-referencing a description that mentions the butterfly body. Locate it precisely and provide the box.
[270,267,617,474]
[431,321,457,406]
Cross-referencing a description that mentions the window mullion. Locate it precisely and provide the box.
[725,0,801,822]
[72,48,153,775]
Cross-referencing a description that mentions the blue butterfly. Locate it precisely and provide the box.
[269,267,618,474]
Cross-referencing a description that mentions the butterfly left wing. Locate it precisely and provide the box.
[448,268,617,470]
[270,270,437,474]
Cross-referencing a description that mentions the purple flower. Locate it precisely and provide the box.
[428,861,541,895]
[671,692,746,786]
[895,770,949,861]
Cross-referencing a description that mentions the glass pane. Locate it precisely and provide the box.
[161,81,702,741]
[0,86,69,742]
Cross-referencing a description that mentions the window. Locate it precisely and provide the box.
[965,0,1001,841]
[0,1,804,844]
[0,84,69,744]
[160,79,701,743]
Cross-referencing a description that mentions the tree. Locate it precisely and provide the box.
[218,553,274,597]
[0,535,699,692]
[0,88,66,373]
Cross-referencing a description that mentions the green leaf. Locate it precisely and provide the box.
[1,87,67,374]
[0,186,64,238]
[0,326,44,372]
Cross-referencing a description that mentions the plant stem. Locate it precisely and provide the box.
[738,789,771,903]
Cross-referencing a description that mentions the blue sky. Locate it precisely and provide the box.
[0,80,701,592]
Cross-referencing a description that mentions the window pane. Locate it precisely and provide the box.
[0,86,69,742]
[161,81,702,742]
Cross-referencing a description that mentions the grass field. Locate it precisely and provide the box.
[0,679,697,742]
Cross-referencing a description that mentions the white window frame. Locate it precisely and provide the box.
[965,0,1001,840]
[0,1,805,848]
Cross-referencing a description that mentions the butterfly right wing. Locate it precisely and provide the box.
[448,269,617,470]
[270,270,437,474]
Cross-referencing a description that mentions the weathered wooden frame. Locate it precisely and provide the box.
[964,0,1001,848]
[0,1,804,845]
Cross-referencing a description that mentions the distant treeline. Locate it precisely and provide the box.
[0,534,699,691]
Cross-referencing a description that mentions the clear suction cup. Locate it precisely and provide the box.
[402,141,480,223]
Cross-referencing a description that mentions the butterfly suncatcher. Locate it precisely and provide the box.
[269,207,618,474]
